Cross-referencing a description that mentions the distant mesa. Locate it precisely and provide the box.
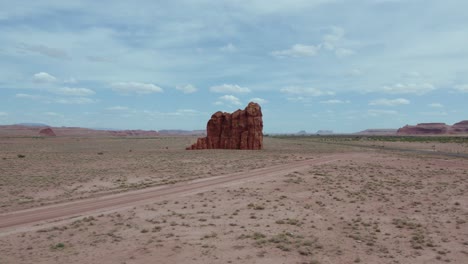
[187,102,263,150]
[356,129,398,135]
[39,127,56,137]
[108,130,159,137]
[316,130,333,135]
[397,120,468,135]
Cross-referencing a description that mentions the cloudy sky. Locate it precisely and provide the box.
[1,0,467,133]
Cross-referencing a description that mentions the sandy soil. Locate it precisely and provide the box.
[0,136,467,263]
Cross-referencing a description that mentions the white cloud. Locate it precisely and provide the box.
[218,95,242,106]
[249,98,268,104]
[428,103,443,108]
[107,106,129,111]
[53,87,95,96]
[369,98,410,106]
[111,82,163,94]
[280,86,335,96]
[220,43,237,52]
[368,109,398,116]
[320,99,348,104]
[176,84,197,94]
[55,97,96,104]
[210,84,251,93]
[381,83,435,94]
[44,112,63,117]
[454,84,468,92]
[16,93,96,104]
[0,112,8,116]
[271,44,319,58]
[33,72,57,83]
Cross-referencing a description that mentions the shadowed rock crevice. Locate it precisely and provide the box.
[187,102,263,150]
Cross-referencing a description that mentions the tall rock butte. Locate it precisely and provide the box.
[187,102,263,150]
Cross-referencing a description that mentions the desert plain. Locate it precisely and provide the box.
[0,135,467,264]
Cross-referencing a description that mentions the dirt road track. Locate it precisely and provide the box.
[0,153,356,233]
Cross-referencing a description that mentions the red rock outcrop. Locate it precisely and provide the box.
[397,121,468,135]
[187,102,263,150]
[39,127,56,136]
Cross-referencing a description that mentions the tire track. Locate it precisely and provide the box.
[0,153,355,233]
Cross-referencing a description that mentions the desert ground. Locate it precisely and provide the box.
[0,136,467,263]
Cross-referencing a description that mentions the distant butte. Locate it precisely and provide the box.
[187,102,263,150]
[397,120,468,135]
[39,127,56,137]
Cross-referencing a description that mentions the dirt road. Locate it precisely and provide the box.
[0,153,356,234]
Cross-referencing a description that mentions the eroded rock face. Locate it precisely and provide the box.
[39,127,56,136]
[187,102,263,150]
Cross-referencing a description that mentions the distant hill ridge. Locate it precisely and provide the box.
[397,120,468,135]
[0,124,205,137]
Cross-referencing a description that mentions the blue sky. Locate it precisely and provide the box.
[0,0,467,133]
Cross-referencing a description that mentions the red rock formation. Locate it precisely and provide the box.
[39,127,56,136]
[397,121,468,135]
[450,120,468,134]
[187,102,263,150]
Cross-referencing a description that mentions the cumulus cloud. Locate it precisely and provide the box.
[220,43,237,52]
[176,84,197,94]
[271,44,319,58]
[280,86,335,97]
[33,72,57,83]
[369,98,410,106]
[381,83,435,95]
[428,103,443,108]
[111,82,163,94]
[210,84,251,93]
[454,84,468,92]
[249,98,268,104]
[18,43,69,59]
[53,87,95,96]
[217,95,242,106]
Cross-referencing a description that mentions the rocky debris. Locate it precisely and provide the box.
[187,102,263,150]
[39,127,56,136]
[397,121,468,135]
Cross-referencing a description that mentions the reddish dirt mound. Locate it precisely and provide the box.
[38,128,56,137]
[187,102,263,150]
